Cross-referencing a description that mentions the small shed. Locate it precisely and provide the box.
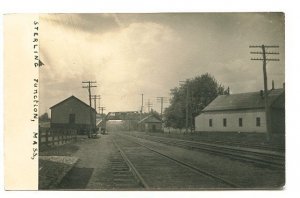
[138,114,162,132]
[50,95,97,134]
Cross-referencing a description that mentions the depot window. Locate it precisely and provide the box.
[209,119,212,127]
[239,118,243,127]
[256,117,261,127]
[69,114,75,124]
[223,118,227,127]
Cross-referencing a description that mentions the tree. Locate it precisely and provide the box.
[164,73,228,130]
[39,112,49,121]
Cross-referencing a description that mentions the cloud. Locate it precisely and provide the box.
[39,13,285,114]
[40,14,120,33]
[40,16,182,113]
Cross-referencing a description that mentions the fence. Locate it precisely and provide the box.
[39,127,77,146]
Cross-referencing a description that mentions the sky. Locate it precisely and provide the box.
[39,13,285,115]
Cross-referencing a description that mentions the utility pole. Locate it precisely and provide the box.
[140,93,144,120]
[145,99,153,113]
[82,81,97,137]
[141,94,144,113]
[98,96,101,112]
[91,95,101,113]
[156,97,168,132]
[185,85,189,134]
[189,88,194,133]
[249,45,280,141]
[180,80,190,134]
[99,107,106,115]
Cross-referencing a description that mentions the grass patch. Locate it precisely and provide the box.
[39,143,80,156]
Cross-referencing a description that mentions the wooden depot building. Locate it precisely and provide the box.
[50,95,97,134]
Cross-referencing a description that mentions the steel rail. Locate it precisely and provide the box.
[130,133,284,157]
[125,133,285,169]
[112,138,150,189]
[117,134,239,188]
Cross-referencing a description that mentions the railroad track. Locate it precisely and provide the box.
[112,134,239,189]
[110,140,144,189]
[123,132,285,169]
[197,139,284,152]
[135,133,284,152]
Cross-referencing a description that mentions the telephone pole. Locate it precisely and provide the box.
[140,93,144,121]
[91,95,101,112]
[99,107,106,115]
[180,80,190,134]
[145,99,153,113]
[82,81,97,137]
[249,45,280,141]
[98,96,101,112]
[156,97,168,132]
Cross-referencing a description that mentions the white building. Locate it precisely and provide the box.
[195,88,284,133]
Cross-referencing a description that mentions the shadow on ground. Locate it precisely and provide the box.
[56,167,94,189]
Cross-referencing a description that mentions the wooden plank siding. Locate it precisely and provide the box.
[50,96,97,133]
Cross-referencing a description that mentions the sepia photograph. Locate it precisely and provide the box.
[37,13,285,190]
[10,13,286,190]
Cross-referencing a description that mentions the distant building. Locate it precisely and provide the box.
[50,95,97,134]
[138,114,162,132]
[195,88,285,133]
[105,111,140,131]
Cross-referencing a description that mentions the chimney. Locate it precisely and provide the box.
[272,80,275,90]
[260,90,264,98]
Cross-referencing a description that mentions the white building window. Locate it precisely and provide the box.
[256,117,261,127]
[239,118,243,127]
[209,119,212,127]
[223,118,227,127]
